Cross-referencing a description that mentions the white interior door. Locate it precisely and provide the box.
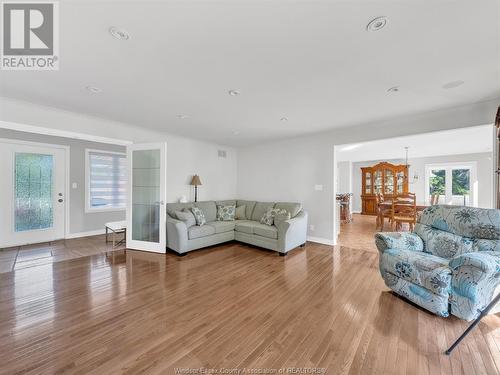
[0,140,67,248]
[126,143,167,253]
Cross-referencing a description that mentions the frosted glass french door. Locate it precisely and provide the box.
[0,140,66,248]
[126,143,167,253]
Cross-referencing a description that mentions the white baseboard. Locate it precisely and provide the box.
[352,210,362,214]
[65,229,106,239]
[307,236,334,246]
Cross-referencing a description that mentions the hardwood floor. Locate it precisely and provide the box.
[1,240,500,374]
[338,214,380,253]
[0,234,125,274]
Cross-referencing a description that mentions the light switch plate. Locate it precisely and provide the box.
[314,184,323,191]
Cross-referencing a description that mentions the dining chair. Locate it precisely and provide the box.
[391,193,417,231]
[376,193,392,230]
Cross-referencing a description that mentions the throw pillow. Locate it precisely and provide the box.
[274,209,291,226]
[216,205,236,221]
[260,207,280,226]
[175,209,196,228]
[191,207,206,226]
[235,205,246,220]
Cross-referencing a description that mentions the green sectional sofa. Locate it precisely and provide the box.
[166,200,308,255]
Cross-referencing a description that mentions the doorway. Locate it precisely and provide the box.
[0,139,67,247]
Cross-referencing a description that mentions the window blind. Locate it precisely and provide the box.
[88,151,126,209]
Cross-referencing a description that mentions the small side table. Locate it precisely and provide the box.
[105,221,127,248]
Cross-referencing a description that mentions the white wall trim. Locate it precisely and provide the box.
[65,228,106,239]
[307,236,334,246]
[0,120,133,146]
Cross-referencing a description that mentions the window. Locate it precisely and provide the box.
[86,150,126,212]
[425,162,477,207]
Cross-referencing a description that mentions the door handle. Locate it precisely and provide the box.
[58,199,63,203]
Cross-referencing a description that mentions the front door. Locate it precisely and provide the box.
[0,140,67,247]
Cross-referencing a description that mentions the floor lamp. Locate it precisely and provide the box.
[190,175,202,202]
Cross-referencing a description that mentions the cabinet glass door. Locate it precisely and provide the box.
[365,172,372,194]
[384,169,394,195]
[374,170,382,195]
[127,143,167,253]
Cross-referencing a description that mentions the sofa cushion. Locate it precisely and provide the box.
[175,209,196,228]
[207,221,235,234]
[275,202,302,218]
[418,205,500,240]
[260,207,277,225]
[237,200,256,221]
[251,202,275,221]
[253,223,278,239]
[235,205,246,220]
[414,223,474,259]
[216,205,236,221]
[191,207,207,226]
[274,210,291,226]
[195,201,217,222]
[380,248,451,297]
[188,225,215,239]
[216,200,236,207]
[235,220,255,234]
[167,202,194,218]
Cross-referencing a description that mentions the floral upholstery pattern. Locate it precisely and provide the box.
[377,205,500,321]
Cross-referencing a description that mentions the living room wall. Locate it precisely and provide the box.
[0,97,238,236]
[237,98,499,244]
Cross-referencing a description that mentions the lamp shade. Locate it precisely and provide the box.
[190,175,202,186]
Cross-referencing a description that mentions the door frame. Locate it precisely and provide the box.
[126,142,167,253]
[0,137,70,244]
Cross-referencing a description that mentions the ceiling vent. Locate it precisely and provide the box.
[218,150,227,158]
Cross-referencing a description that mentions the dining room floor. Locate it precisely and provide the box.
[0,234,125,274]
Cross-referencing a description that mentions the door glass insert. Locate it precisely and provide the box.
[452,168,470,206]
[132,149,160,243]
[15,153,54,232]
[429,169,446,204]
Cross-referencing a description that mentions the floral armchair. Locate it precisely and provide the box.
[376,205,500,320]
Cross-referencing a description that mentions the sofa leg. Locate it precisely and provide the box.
[176,252,187,257]
[279,252,287,256]
[300,243,306,248]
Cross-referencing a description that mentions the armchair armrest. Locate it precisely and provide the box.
[448,251,500,320]
[375,232,424,253]
[166,216,188,253]
[276,211,308,253]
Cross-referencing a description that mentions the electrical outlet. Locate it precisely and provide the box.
[314,184,323,191]
[72,182,78,189]
[309,224,315,231]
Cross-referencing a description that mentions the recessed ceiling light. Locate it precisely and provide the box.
[86,85,102,93]
[232,130,240,135]
[366,16,387,32]
[280,117,288,122]
[177,114,189,119]
[442,80,465,89]
[109,26,130,40]
[387,86,400,93]
[228,90,240,96]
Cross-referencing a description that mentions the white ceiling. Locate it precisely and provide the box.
[1,0,499,146]
[336,125,494,162]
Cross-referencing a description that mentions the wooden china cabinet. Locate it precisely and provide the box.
[361,162,409,215]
